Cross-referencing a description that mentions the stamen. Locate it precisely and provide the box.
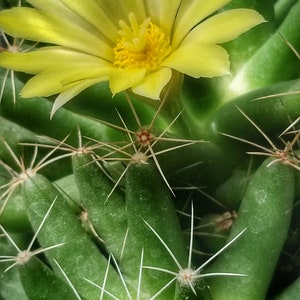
[114,13,171,70]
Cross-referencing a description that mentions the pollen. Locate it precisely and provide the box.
[113,13,171,70]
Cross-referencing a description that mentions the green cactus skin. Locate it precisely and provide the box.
[213,168,253,210]
[175,280,213,300]
[274,276,300,300]
[72,153,128,262]
[206,157,295,299]
[19,256,79,300]
[0,116,39,160]
[21,173,126,300]
[206,79,300,153]
[227,0,300,92]
[155,140,236,191]
[274,0,299,26]
[0,233,29,300]
[125,162,188,298]
[0,186,30,232]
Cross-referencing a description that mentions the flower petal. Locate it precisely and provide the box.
[172,0,231,48]
[113,0,147,23]
[144,0,181,35]
[132,68,172,100]
[182,9,266,46]
[80,0,148,27]
[50,78,106,118]
[21,63,113,98]
[109,69,147,96]
[28,0,120,43]
[163,44,230,78]
[0,47,111,74]
[22,69,108,98]
[0,7,113,59]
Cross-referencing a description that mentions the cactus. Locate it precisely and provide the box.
[0,0,300,299]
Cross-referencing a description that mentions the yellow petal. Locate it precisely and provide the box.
[172,0,231,48]
[144,0,181,35]
[182,9,266,46]
[132,68,172,100]
[0,51,39,74]
[81,0,148,28]
[114,0,147,24]
[163,44,230,78]
[109,69,147,96]
[28,0,120,43]
[21,63,113,98]
[0,7,113,59]
[50,78,107,118]
[0,47,111,74]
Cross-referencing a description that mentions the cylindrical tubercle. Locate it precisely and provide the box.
[21,173,126,300]
[206,157,295,299]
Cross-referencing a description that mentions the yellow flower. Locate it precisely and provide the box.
[0,0,265,116]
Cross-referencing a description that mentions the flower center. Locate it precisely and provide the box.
[113,13,171,70]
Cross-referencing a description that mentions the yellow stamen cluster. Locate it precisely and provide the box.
[114,13,171,70]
